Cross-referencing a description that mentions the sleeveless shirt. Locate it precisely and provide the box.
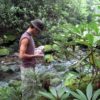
[19,32,36,67]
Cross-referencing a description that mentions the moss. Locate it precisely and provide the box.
[4,35,16,42]
[44,54,54,62]
[44,45,53,53]
[0,48,10,56]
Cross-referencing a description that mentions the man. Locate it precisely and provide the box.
[19,19,44,100]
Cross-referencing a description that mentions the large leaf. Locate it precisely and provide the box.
[57,87,65,98]
[0,48,10,56]
[76,89,87,100]
[85,33,94,46]
[89,22,99,34]
[86,83,93,100]
[39,91,55,100]
[92,89,100,100]
[50,87,57,98]
[44,45,52,52]
[71,91,83,100]
[76,39,90,47]
[64,73,77,86]
[61,93,69,100]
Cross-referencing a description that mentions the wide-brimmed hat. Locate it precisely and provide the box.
[31,19,44,31]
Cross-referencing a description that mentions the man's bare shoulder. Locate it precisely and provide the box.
[20,38,29,45]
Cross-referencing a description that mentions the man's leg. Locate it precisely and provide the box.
[20,67,36,100]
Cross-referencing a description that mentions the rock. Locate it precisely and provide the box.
[0,64,20,73]
[54,65,66,72]
[13,52,19,57]
[0,65,10,72]
[4,35,16,42]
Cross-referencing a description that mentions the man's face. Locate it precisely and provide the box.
[32,28,40,37]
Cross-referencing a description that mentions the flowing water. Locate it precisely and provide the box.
[0,50,89,87]
[0,55,78,87]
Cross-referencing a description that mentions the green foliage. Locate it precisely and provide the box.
[73,22,100,47]
[49,23,76,59]
[64,72,79,84]
[0,47,10,56]
[44,45,53,53]
[39,86,69,100]
[71,83,100,100]
[44,54,54,63]
[0,86,21,100]
[3,34,16,43]
[0,0,88,44]
[70,21,100,74]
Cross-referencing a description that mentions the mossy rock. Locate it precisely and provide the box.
[0,48,10,56]
[0,66,10,72]
[64,72,79,90]
[4,35,16,42]
[52,44,60,52]
[44,45,53,53]
[44,54,54,62]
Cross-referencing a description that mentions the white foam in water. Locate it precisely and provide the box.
[35,59,78,74]
[0,82,8,87]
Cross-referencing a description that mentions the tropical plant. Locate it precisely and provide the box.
[71,82,100,100]
[71,21,100,76]
[0,86,21,100]
[39,86,69,100]
[0,80,21,100]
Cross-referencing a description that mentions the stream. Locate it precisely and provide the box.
[0,50,87,88]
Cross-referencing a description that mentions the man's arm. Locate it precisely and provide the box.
[19,38,43,60]
[19,38,34,59]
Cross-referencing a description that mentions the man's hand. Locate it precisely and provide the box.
[34,53,44,57]
[34,49,44,58]
[36,46,44,51]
